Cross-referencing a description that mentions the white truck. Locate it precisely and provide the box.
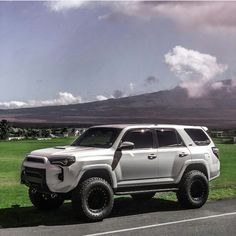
[21,124,220,221]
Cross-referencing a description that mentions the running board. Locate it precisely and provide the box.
[115,183,179,195]
[115,187,178,195]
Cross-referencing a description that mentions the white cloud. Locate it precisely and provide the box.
[211,81,224,90]
[0,92,82,109]
[0,101,28,109]
[46,0,90,12]
[165,46,228,97]
[47,1,236,32]
[96,95,108,101]
[144,2,236,31]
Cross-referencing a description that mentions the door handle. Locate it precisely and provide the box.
[148,154,157,160]
[179,153,188,158]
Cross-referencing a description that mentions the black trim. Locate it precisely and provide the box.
[115,183,178,194]
[26,157,45,164]
[21,167,50,192]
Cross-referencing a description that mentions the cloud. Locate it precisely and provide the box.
[47,1,236,32]
[211,81,224,90]
[97,83,134,101]
[145,76,159,85]
[46,0,90,12]
[0,92,82,109]
[113,2,236,32]
[98,13,112,21]
[144,2,236,31]
[165,46,228,97]
[96,95,108,101]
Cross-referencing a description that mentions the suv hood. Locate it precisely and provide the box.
[29,145,114,159]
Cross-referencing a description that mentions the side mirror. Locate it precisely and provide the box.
[118,141,134,150]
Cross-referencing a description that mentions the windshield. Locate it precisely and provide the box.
[71,127,122,148]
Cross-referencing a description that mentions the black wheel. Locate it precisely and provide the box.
[176,170,209,209]
[131,192,155,201]
[29,188,64,211]
[72,177,114,221]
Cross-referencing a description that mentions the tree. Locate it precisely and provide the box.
[0,119,10,140]
[42,129,51,138]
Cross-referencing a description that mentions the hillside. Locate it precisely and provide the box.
[0,80,236,128]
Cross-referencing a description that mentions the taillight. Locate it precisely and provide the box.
[212,147,220,159]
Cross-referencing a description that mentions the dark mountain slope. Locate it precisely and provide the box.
[1,80,236,128]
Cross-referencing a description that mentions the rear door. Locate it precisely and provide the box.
[156,128,190,180]
[119,129,158,181]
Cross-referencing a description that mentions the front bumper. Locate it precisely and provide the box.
[21,155,79,193]
[21,166,51,193]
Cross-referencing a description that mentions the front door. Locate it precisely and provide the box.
[119,129,158,181]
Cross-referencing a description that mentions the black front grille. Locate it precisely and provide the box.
[21,167,50,192]
[27,157,45,163]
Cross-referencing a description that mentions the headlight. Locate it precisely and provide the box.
[49,156,76,166]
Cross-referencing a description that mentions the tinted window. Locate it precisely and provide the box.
[123,129,153,149]
[72,128,121,148]
[156,129,183,147]
[185,128,210,146]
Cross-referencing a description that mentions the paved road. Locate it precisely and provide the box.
[1,198,236,236]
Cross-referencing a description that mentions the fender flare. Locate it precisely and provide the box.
[76,164,117,188]
[176,160,210,183]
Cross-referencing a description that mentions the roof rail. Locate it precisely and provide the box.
[202,126,208,131]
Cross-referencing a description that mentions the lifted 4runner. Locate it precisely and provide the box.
[21,124,220,221]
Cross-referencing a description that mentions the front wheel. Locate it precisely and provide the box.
[29,188,64,211]
[176,170,209,209]
[72,177,114,221]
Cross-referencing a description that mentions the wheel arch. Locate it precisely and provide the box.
[77,165,117,188]
[182,163,209,180]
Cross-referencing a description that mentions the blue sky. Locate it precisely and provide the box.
[0,1,236,108]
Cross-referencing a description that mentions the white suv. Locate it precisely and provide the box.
[21,124,220,221]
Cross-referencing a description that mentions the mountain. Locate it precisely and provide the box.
[1,80,236,128]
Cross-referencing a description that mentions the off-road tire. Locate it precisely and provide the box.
[72,177,114,221]
[29,188,64,210]
[131,192,155,201]
[176,170,209,209]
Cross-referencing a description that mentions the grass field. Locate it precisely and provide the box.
[0,138,75,208]
[0,138,235,209]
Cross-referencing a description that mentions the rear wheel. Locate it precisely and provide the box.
[131,192,155,201]
[29,188,64,210]
[72,177,114,221]
[176,170,209,209]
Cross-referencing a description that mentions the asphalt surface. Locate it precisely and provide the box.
[0,198,236,236]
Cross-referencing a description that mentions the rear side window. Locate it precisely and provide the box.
[184,128,210,146]
[156,129,184,148]
[122,129,154,149]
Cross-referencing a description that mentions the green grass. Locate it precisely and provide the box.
[0,139,235,209]
[0,138,74,208]
[0,139,235,228]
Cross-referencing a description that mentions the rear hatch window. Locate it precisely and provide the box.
[184,128,210,146]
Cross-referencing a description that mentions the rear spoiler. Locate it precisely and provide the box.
[202,126,208,132]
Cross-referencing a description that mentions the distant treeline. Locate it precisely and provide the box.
[1,119,236,142]
[0,119,86,140]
